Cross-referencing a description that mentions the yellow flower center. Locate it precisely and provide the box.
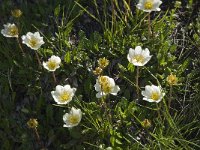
[29,38,37,47]
[133,54,145,63]
[144,1,153,10]
[9,26,18,36]
[98,76,112,93]
[99,76,108,84]
[47,61,57,70]
[59,92,70,102]
[69,115,79,124]
[101,83,112,93]
[151,92,160,101]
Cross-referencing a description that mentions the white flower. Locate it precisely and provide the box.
[127,46,152,66]
[21,32,44,50]
[1,23,18,38]
[137,0,162,12]
[94,76,120,98]
[63,107,82,127]
[43,55,61,72]
[51,85,76,104]
[141,85,165,103]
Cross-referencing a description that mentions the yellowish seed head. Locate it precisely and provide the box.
[27,118,38,128]
[98,57,109,69]
[101,82,112,93]
[11,9,22,18]
[167,74,178,85]
[93,67,102,75]
[141,119,151,128]
[99,76,108,84]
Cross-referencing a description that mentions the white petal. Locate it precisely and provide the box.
[42,62,48,70]
[127,54,132,63]
[135,46,142,55]
[94,83,101,92]
[34,32,40,37]
[136,4,144,10]
[142,48,150,57]
[51,91,60,103]
[142,56,152,65]
[63,113,69,122]
[128,48,135,57]
[144,85,153,97]
[27,32,33,37]
[55,85,64,93]
[108,77,115,87]
[151,85,160,93]
[72,88,76,94]
[143,97,156,103]
[63,85,71,91]
[96,92,103,98]
[111,85,120,95]
[141,91,148,98]
[132,62,144,66]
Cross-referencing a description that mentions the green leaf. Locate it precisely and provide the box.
[54,5,60,17]
[127,63,135,72]
[64,51,71,64]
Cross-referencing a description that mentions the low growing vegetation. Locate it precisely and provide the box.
[0,0,200,149]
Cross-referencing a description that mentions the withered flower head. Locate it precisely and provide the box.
[141,119,151,128]
[93,67,102,75]
[166,74,178,85]
[98,57,109,69]
[27,118,38,128]
[11,9,22,18]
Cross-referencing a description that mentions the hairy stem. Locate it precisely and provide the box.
[34,128,45,149]
[136,66,140,100]
[35,51,42,68]
[52,72,57,84]
[17,37,25,56]
[168,85,173,109]
[148,13,151,40]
